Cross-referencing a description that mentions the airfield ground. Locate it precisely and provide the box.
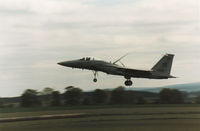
[0,105,200,131]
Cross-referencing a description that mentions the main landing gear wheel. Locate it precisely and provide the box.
[124,80,133,86]
[124,76,133,86]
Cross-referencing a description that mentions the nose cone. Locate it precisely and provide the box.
[57,62,65,66]
[57,60,75,67]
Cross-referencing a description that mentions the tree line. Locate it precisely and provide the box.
[1,86,200,108]
[19,86,186,107]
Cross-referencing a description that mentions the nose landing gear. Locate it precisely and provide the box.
[93,71,98,83]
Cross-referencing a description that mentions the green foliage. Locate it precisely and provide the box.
[0,98,4,108]
[51,91,61,106]
[137,96,147,104]
[123,91,137,104]
[92,89,110,105]
[64,86,83,105]
[195,96,200,104]
[40,87,55,106]
[110,86,142,104]
[3,86,189,108]
[159,88,184,104]
[82,96,93,105]
[110,86,126,104]
[20,89,41,107]
[41,87,54,95]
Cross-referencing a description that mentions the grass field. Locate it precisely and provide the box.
[0,105,200,131]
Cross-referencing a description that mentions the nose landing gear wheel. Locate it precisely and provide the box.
[93,78,97,82]
[92,71,98,83]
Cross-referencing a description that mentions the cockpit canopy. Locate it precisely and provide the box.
[79,57,101,61]
[80,57,93,61]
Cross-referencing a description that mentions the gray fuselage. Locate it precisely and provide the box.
[58,59,125,76]
[58,54,176,86]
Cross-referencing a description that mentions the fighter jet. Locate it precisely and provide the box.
[58,54,176,86]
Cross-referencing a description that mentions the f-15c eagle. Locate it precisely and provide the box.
[58,54,176,86]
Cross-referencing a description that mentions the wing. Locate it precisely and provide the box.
[118,67,152,78]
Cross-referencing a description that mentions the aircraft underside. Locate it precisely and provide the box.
[91,69,168,86]
[91,70,134,86]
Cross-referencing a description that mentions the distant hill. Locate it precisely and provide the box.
[187,91,200,98]
[130,82,200,93]
[2,97,21,103]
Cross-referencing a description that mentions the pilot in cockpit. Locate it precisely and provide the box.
[86,57,90,61]
[80,57,94,61]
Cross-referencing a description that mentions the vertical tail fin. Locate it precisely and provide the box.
[151,54,174,75]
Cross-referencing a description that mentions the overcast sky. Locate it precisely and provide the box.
[0,0,200,97]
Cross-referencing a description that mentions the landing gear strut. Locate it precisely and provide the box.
[124,76,133,86]
[93,71,98,82]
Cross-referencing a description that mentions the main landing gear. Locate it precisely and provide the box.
[124,76,133,86]
[93,71,98,82]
